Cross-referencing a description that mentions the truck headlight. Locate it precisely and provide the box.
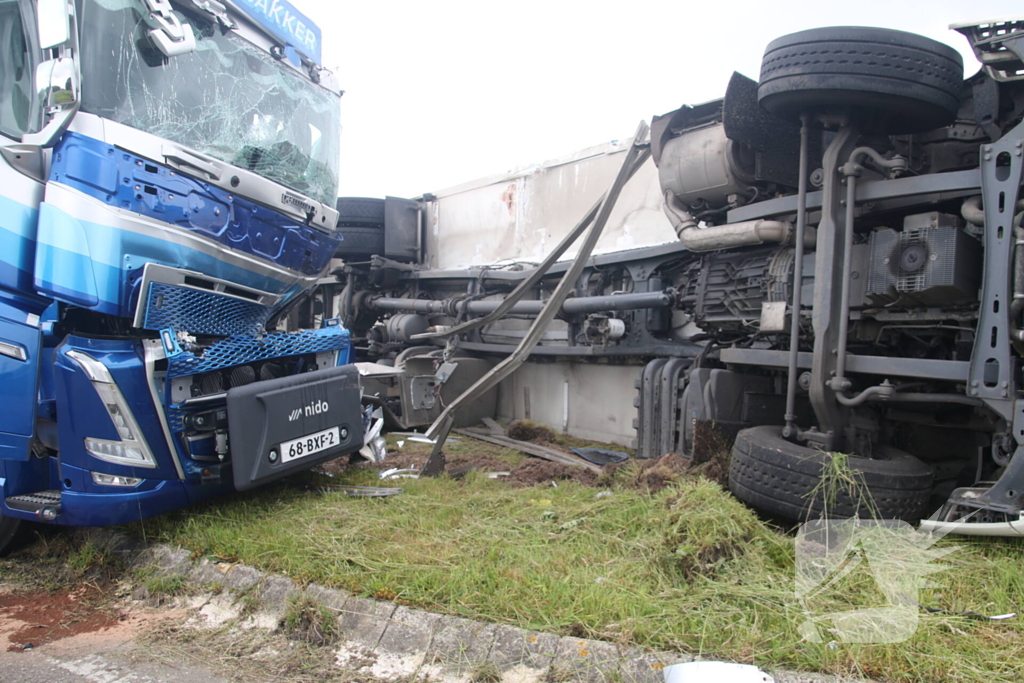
[66,350,158,469]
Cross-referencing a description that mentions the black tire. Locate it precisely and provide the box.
[0,512,22,557]
[758,26,964,134]
[335,197,385,258]
[729,425,933,521]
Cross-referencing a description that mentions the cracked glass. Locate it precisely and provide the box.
[78,0,340,207]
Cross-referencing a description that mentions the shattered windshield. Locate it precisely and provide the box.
[78,0,340,207]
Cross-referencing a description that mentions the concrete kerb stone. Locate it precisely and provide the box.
[256,574,300,623]
[338,595,399,649]
[304,583,351,613]
[425,615,497,673]
[551,637,624,683]
[488,624,560,672]
[144,545,193,577]
[75,530,874,683]
[617,646,678,683]
[220,564,262,592]
[187,557,225,585]
[378,605,442,656]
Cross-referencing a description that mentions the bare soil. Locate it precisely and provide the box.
[318,431,730,492]
[607,451,731,492]
[0,586,122,652]
[507,459,600,488]
[506,419,557,443]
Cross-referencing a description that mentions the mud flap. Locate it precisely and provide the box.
[227,365,362,491]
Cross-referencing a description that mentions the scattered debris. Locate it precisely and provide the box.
[663,661,774,683]
[909,595,1018,621]
[457,428,602,473]
[359,407,387,462]
[403,434,459,445]
[379,468,420,480]
[306,485,403,497]
[481,416,504,434]
[506,419,557,443]
[571,447,629,465]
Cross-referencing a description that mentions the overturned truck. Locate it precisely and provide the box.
[330,21,1024,535]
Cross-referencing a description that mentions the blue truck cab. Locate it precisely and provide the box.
[0,0,363,551]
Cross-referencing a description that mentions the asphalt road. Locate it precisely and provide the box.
[0,648,229,683]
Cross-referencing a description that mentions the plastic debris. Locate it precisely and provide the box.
[405,434,460,445]
[571,447,629,465]
[396,440,406,449]
[663,662,774,683]
[359,407,386,463]
[306,485,403,497]
[380,467,420,480]
[595,490,614,499]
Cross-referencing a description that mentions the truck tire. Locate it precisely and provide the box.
[336,198,385,258]
[729,425,933,521]
[758,26,964,134]
[0,512,22,557]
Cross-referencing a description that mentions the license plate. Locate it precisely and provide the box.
[280,426,340,463]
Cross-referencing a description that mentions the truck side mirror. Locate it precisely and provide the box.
[21,57,79,148]
[37,0,71,49]
[36,57,78,109]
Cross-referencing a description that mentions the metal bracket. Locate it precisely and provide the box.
[182,0,236,29]
[966,114,1024,418]
[410,376,438,410]
[0,145,45,183]
[808,125,860,450]
[144,0,197,57]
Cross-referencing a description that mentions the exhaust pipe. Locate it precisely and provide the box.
[663,191,815,252]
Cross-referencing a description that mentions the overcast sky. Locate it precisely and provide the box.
[290,0,1022,199]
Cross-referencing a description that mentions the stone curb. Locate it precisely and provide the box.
[77,529,870,683]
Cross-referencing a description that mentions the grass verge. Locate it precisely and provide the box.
[122,440,1024,683]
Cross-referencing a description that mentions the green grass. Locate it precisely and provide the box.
[283,593,339,646]
[123,461,1024,683]
[139,570,189,598]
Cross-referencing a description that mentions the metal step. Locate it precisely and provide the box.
[6,490,61,520]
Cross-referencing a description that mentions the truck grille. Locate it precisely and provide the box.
[143,283,270,337]
[166,327,351,379]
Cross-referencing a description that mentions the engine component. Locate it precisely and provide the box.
[583,314,626,347]
[385,314,429,343]
[228,364,256,388]
[679,247,809,333]
[196,371,223,396]
[657,123,755,210]
[665,207,816,253]
[366,291,673,317]
[866,212,982,307]
[259,362,285,381]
